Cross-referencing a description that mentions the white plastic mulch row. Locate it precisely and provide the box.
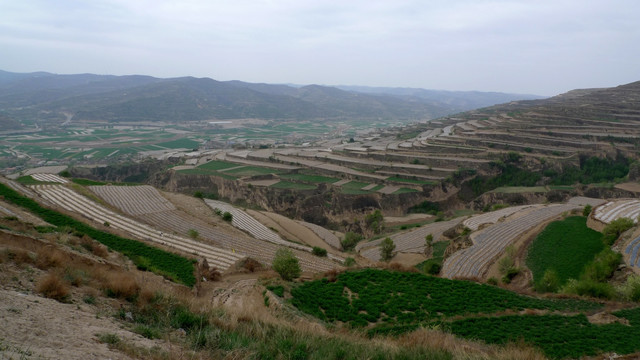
[594,200,640,224]
[31,173,68,183]
[442,204,579,279]
[89,185,176,216]
[462,205,539,231]
[298,220,342,250]
[204,199,344,263]
[30,185,243,270]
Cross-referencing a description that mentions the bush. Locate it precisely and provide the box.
[562,278,616,299]
[424,261,441,275]
[344,257,356,267]
[188,229,199,239]
[37,272,70,302]
[602,218,634,245]
[272,248,301,281]
[312,247,327,257]
[580,248,621,282]
[380,237,396,262]
[536,269,560,293]
[618,275,640,301]
[222,211,233,222]
[583,204,592,217]
[341,232,363,251]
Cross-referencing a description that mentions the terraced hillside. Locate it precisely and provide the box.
[442,203,579,279]
[88,185,342,272]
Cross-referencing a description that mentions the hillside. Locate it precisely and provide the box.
[0,70,541,124]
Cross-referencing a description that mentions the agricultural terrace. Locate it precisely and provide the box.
[89,185,176,215]
[442,204,579,279]
[526,216,604,287]
[0,182,196,286]
[462,204,540,231]
[204,199,344,263]
[87,185,341,272]
[358,218,461,262]
[625,235,640,267]
[287,269,640,359]
[30,184,243,272]
[594,199,640,224]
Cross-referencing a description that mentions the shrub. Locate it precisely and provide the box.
[487,277,498,285]
[580,248,621,282]
[37,272,70,302]
[618,275,640,301]
[104,273,140,301]
[536,269,560,293]
[341,232,363,251]
[187,229,199,239]
[272,248,301,281]
[380,237,396,262]
[97,333,120,345]
[222,212,233,222]
[602,218,634,245]
[312,247,327,257]
[194,191,204,199]
[266,285,285,297]
[344,257,356,267]
[583,204,592,217]
[424,262,441,275]
[562,279,616,299]
[241,258,262,272]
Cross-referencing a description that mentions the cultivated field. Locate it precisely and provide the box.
[442,204,579,279]
[594,199,640,224]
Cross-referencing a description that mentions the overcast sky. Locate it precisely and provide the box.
[1,0,639,96]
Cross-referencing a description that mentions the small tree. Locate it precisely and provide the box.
[536,269,560,293]
[380,237,396,262]
[582,204,592,217]
[272,248,301,281]
[424,234,433,256]
[312,247,327,257]
[222,211,233,222]
[341,232,363,251]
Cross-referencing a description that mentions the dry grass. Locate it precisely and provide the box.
[104,272,140,300]
[3,248,34,266]
[80,235,109,258]
[36,271,70,302]
[35,245,67,269]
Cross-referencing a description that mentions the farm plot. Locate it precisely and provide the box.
[291,269,599,331]
[358,218,462,262]
[567,196,607,207]
[143,210,340,272]
[89,185,176,215]
[30,185,243,271]
[462,204,540,231]
[526,216,604,286]
[594,199,640,224]
[204,199,344,263]
[442,204,579,279]
[299,220,342,249]
[625,235,640,267]
[30,173,68,183]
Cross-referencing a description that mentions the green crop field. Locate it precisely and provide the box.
[175,168,238,179]
[491,186,548,193]
[224,166,283,176]
[448,309,640,359]
[198,160,240,171]
[340,181,371,194]
[280,173,339,183]
[156,138,201,149]
[0,183,196,287]
[386,176,435,185]
[291,269,599,329]
[526,216,604,286]
[270,181,316,190]
[290,269,640,359]
[393,188,419,194]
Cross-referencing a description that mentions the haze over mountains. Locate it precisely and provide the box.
[0,70,543,126]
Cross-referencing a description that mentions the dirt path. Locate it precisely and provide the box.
[0,289,163,360]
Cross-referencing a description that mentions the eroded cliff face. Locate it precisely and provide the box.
[148,171,462,226]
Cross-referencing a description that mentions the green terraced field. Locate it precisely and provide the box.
[526,216,604,286]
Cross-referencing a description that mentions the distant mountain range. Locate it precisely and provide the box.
[0,70,543,125]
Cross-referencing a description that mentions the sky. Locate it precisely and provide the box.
[1,0,639,96]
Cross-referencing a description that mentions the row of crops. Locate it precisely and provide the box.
[290,269,640,359]
[0,182,196,287]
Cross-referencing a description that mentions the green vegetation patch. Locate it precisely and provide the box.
[393,188,419,194]
[269,181,316,190]
[526,216,604,288]
[280,173,339,183]
[176,168,238,179]
[198,160,241,171]
[339,181,371,195]
[0,183,196,287]
[491,186,548,193]
[386,176,435,185]
[547,154,630,185]
[224,166,282,177]
[156,138,200,149]
[291,269,599,330]
[448,309,640,359]
[15,175,51,185]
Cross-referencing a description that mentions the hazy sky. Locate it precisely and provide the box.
[1,0,639,96]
